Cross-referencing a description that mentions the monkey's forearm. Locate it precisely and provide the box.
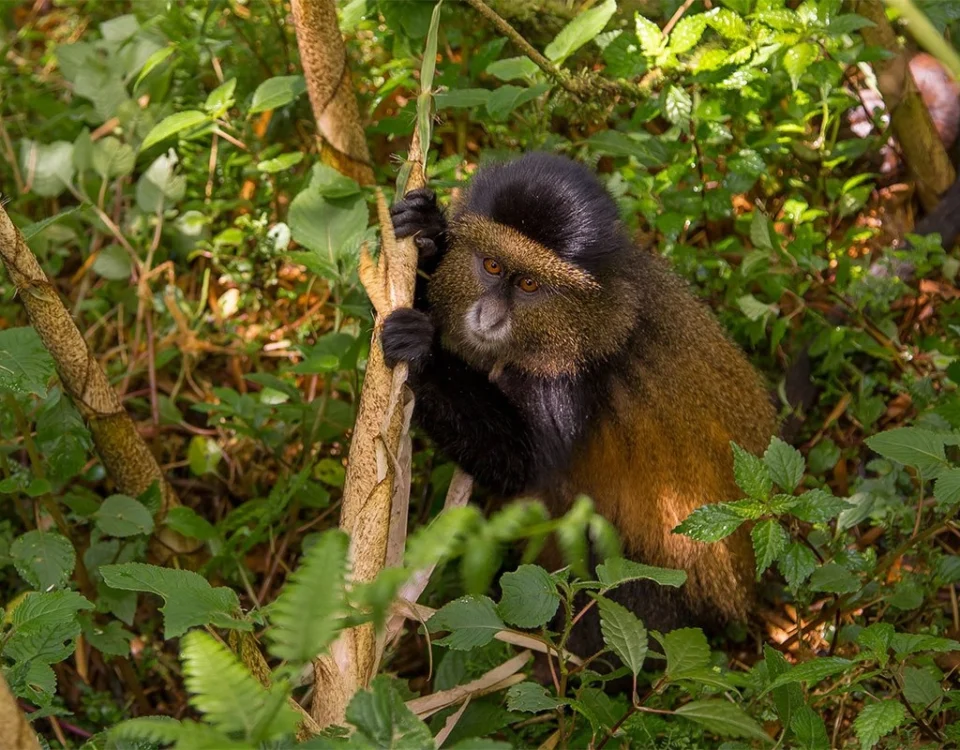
[408,352,533,496]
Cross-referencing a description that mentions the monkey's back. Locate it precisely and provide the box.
[567,255,777,629]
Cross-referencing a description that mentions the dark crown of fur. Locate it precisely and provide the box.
[454,153,628,273]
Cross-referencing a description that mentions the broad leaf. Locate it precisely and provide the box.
[778,542,818,589]
[249,75,306,114]
[866,427,948,478]
[853,701,906,749]
[0,327,55,397]
[673,503,746,542]
[498,565,560,629]
[597,596,648,676]
[763,437,805,492]
[544,0,617,63]
[506,682,565,714]
[732,442,773,499]
[428,595,505,650]
[808,563,859,594]
[765,657,853,692]
[674,699,770,742]
[346,675,435,749]
[10,531,76,590]
[659,628,710,680]
[751,520,788,578]
[596,557,687,589]
[140,110,208,151]
[94,495,155,538]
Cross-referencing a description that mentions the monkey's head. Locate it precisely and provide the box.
[427,153,642,378]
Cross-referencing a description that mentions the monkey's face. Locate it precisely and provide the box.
[428,215,635,377]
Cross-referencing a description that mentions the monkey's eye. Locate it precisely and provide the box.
[517,277,540,293]
[482,258,502,276]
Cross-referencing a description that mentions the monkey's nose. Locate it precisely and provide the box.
[469,298,511,340]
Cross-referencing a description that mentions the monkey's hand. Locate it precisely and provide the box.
[390,188,447,265]
[382,308,435,370]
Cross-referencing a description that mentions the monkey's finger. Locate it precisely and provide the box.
[414,236,438,258]
[400,187,436,206]
[391,210,433,238]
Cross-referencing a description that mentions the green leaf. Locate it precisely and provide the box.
[544,0,616,63]
[596,557,687,589]
[791,706,830,750]
[80,616,133,657]
[187,435,223,476]
[635,14,664,57]
[764,644,801,728]
[256,152,304,173]
[5,591,93,665]
[136,150,186,213]
[94,495,155,538]
[778,542,818,589]
[751,520,788,578]
[287,182,367,279]
[100,563,249,638]
[428,595,505,650]
[346,675,435,749]
[140,110,208,151]
[808,563,860,594]
[732,442,773,499]
[0,327,55,397]
[92,244,133,281]
[134,45,175,90]
[857,622,894,659]
[506,682,565,714]
[163,506,218,541]
[865,427,948,478]
[267,529,348,664]
[935,468,960,506]
[827,14,874,36]
[597,596,648,676]
[853,701,906,749]
[783,43,818,90]
[205,78,237,114]
[706,8,749,40]
[10,531,76,590]
[763,437,805,492]
[181,630,299,741]
[673,503,747,542]
[485,57,538,81]
[765,657,853,692]
[498,565,560,629]
[485,83,551,121]
[790,489,849,524]
[21,205,83,241]
[434,88,491,109]
[674,699,771,742]
[669,14,707,54]
[36,390,92,481]
[92,136,135,179]
[890,633,960,657]
[19,140,75,197]
[901,666,943,709]
[659,628,710,679]
[110,717,183,746]
[663,85,692,125]
[249,74,307,114]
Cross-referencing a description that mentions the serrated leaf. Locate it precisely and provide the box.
[36,390,92,481]
[659,627,710,679]
[596,557,687,589]
[100,563,249,638]
[669,14,707,54]
[635,14,663,57]
[791,706,830,750]
[19,140,75,197]
[498,565,560,629]
[204,78,236,114]
[890,633,960,657]
[783,42,818,90]
[935,469,960,506]
[732,442,773,499]
[827,14,874,36]
[94,495,155,538]
[597,597,648,676]
[763,437,805,492]
[136,150,186,213]
[544,0,616,63]
[779,542,818,589]
[765,657,853,693]
[764,644,801,727]
[249,74,307,114]
[346,675,435,748]
[706,8,749,40]
[808,563,860,594]
[80,615,133,657]
[0,327,55,397]
[751,520,788,578]
[857,622,894,658]
[485,83,551,121]
[5,591,93,665]
[865,427,948,478]
[674,503,747,542]
[506,682,565,713]
[791,489,849,523]
[267,529,348,663]
[675,699,770,742]
[664,85,692,125]
[181,630,299,740]
[428,595,504,650]
[110,716,184,746]
[853,701,906,749]
[10,531,76,590]
[140,110,208,151]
